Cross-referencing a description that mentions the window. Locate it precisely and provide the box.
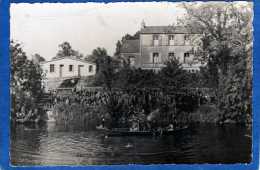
[184,52,190,57]
[168,35,175,45]
[168,52,175,59]
[152,52,160,64]
[153,34,159,40]
[128,56,135,66]
[89,65,93,73]
[50,64,55,73]
[153,34,159,46]
[184,34,191,45]
[69,65,73,72]
[184,52,190,63]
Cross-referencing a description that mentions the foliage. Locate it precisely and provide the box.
[32,53,45,64]
[113,66,160,89]
[217,52,250,124]
[54,103,105,130]
[181,2,253,125]
[114,40,122,57]
[159,58,189,90]
[86,47,108,72]
[93,54,198,92]
[87,47,123,90]
[10,41,44,118]
[98,56,117,90]
[53,41,84,59]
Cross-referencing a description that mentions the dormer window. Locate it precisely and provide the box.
[168,35,175,45]
[153,34,159,46]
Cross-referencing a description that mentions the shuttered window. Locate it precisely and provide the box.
[50,64,55,73]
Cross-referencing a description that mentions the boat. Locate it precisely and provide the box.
[96,125,109,131]
[16,115,41,124]
[107,125,189,137]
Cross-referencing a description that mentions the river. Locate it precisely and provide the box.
[11,123,251,165]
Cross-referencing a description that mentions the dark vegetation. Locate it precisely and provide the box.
[10,3,252,128]
[10,41,45,120]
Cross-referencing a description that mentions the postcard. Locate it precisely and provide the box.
[0,1,258,169]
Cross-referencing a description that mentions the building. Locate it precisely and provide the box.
[120,22,204,72]
[40,57,96,91]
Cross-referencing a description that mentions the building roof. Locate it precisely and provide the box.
[40,56,96,65]
[140,25,201,34]
[120,40,140,53]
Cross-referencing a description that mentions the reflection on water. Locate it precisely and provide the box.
[11,123,251,165]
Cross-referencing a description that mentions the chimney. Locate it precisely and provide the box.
[141,20,146,29]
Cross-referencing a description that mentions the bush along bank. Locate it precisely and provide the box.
[189,103,251,126]
[53,103,108,130]
[189,104,220,123]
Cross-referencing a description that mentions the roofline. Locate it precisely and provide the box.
[121,52,140,54]
[140,25,203,34]
[40,57,96,65]
[140,32,203,35]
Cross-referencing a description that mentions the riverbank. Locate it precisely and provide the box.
[53,103,110,129]
[190,104,220,123]
[52,102,248,130]
[52,102,219,129]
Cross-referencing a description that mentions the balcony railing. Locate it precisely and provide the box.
[142,63,165,69]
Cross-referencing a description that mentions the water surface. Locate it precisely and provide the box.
[11,123,251,165]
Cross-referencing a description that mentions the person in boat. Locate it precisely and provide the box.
[65,97,70,105]
[101,115,105,128]
[157,126,163,136]
[130,120,139,132]
[167,123,174,131]
[30,108,40,122]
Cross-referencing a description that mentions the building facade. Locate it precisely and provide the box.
[120,23,204,72]
[40,57,96,91]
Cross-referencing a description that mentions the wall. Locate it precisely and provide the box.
[41,58,96,79]
[120,53,141,67]
[41,58,96,92]
[139,33,202,69]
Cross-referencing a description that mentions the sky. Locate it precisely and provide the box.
[10,2,186,60]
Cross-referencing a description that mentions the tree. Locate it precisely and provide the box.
[181,2,253,125]
[85,47,108,73]
[32,53,45,64]
[86,47,117,89]
[159,58,189,91]
[114,40,122,57]
[10,41,44,119]
[54,41,83,59]
[181,2,252,75]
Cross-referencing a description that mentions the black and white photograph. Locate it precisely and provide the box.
[10,1,253,165]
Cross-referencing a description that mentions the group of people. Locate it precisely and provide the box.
[15,106,41,123]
